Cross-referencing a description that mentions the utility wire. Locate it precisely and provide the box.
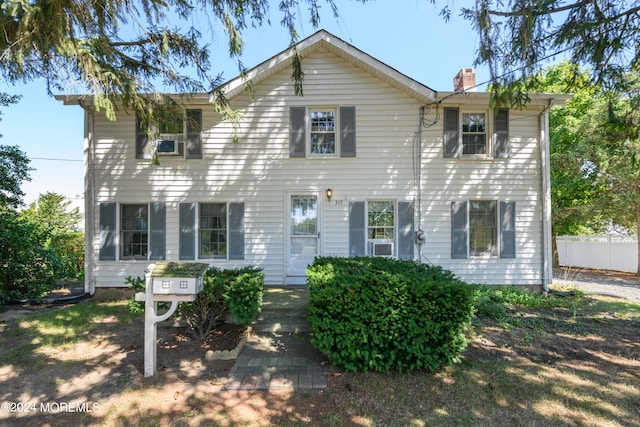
[30,157,83,162]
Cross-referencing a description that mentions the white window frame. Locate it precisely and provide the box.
[460,109,492,159]
[307,106,339,158]
[468,200,498,258]
[120,204,149,261]
[366,200,396,258]
[198,202,229,260]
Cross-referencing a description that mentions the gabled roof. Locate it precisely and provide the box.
[222,29,438,104]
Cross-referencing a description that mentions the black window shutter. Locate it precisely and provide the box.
[349,202,366,257]
[494,108,510,158]
[397,201,415,259]
[228,202,245,260]
[340,106,356,157]
[135,116,150,159]
[99,203,117,261]
[186,109,203,159]
[179,203,196,260]
[443,107,461,158]
[451,201,468,259]
[149,203,166,260]
[290,106,306,157]
[500,201,516,258]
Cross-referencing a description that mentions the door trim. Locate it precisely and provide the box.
[284,190,322,285]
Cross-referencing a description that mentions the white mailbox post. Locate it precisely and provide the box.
[135,262,208,377]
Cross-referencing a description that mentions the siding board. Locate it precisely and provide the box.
[88,47,546,287]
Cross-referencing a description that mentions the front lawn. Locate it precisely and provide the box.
[0,291,638,426]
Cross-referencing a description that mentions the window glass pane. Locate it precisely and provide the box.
[310,110,336,154]
[160,116,184,134]
[462,113,485,132]
[311,111,335,131]
[367,201,395,239]
[462,134,487,154]
[291,197,317,236]
[199,203,227,259]
[291,237,317,255]
[469,201,497,256]
[311,133,336,154]
[121,204,148,259]
[462,112,486,154]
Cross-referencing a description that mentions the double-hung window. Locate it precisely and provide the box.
[462,112,487,155]
[178,202,245,261]
[121,204,148,260]
[290,106,356,158]
[310,110,336,155]
[348,200,415,259]
[136,109,202,159]
[199,203,227,259]
[367,201,395,257]
[451,200,516,259]
[469,200,497,257]
[444,108,509,158]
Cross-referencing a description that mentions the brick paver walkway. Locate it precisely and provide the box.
[224,287,329,391]
[225,333,328,390]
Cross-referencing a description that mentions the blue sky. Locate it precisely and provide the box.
[0,1,494,206]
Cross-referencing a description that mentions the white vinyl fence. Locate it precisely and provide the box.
[556,235,638,272]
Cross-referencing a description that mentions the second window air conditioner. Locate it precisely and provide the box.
[156,134,183,155]
[372,242,394,257]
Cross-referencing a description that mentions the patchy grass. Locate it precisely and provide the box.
[1,292,639,426]
[0,300,138,367]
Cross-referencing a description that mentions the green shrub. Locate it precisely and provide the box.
[0,209,58,303]
[473,285,582,321]
[307,256,475,373]
[207,266,264,326]
[126,265,264,337]
[49,232,85,281]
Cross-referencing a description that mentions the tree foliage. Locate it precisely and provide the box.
[21,191,82,234]
[0,145,31,208]
[458,1,640,102]
[525,62,610,235]
[0,208,58,302]
[0,0,342,123]
[528,62,640,274]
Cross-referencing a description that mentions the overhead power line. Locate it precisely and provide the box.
[30,157,83,162]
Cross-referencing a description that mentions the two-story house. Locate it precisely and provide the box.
[57,30,568,294]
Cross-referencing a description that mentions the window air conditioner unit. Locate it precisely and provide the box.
[372,242,394,257]
[156,134,183,155]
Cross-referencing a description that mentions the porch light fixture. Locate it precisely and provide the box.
[326,188,333,202]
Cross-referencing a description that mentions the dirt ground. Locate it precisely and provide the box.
[1,276,639,426]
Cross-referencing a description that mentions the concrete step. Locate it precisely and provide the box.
[252,318,311,334]
[254,287,311,333]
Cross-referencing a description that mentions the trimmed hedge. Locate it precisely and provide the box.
[204,266,264,326]
[307,256,475,373]
[127,266,264,338]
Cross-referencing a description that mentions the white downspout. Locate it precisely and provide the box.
[539,102,553,292]
[80,102,96,295]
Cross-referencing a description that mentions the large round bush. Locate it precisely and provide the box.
[307,257,475,372]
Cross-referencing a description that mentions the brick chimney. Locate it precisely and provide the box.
[453,68,476,92]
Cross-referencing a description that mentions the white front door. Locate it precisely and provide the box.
[286,194,320,284]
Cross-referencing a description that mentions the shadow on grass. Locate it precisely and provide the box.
[0,297,638,426]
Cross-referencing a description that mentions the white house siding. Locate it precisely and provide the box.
[418,106,545,285]
[86,44,549,288]
[89,47,421,287]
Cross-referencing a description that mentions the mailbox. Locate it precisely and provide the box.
[149,262,208,297]
[137,261,209,377]
[152,277,203,295]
